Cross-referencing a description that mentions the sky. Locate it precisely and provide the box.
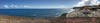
[0,0,100,9]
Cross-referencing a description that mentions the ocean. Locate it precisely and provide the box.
[0,9,67,18]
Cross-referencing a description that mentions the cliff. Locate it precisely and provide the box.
[53,5,100,23]
[66,5,100,17]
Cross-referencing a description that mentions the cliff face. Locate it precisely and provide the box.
[53,5,100,23]
[66,9,100,17]
[66,5,100,17]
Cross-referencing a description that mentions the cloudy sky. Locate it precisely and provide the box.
[0,0,100,9]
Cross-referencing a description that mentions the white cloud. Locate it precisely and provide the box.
[3,4,33,8]
[91,0,100,5]
[38,5,67,8]
[3,4,68,9]
[4,5,9,8]
[73,0,100,7]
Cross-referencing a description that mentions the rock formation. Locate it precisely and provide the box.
[55,5,100,23]
[66,5,100,17]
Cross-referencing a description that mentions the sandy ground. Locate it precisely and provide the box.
[0,15,51,23]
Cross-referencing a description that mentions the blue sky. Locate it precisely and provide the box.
[0,0,99,9]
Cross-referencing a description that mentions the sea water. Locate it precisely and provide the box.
[0,9,67,18]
